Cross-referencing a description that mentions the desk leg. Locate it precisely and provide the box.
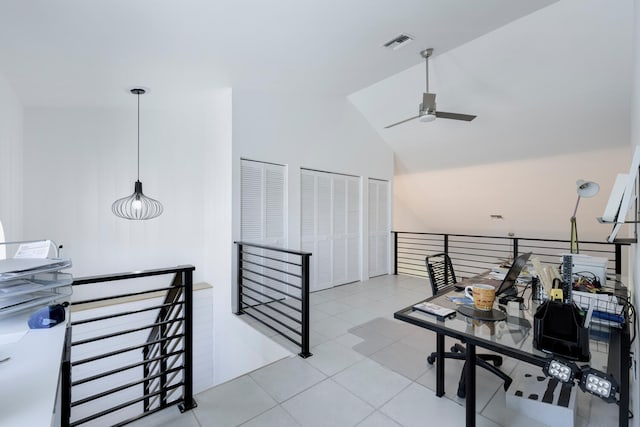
[465,343,476,427]
[436,333,445,397]
[619,325,630,427]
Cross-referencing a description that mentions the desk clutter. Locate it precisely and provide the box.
[530,253,628,329]
[528,254,633,366]
[0,240,72,318]
[398,249,633,426]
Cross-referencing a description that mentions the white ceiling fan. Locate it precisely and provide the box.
[385,48,477,129]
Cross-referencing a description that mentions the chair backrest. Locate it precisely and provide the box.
[425,253,457,295]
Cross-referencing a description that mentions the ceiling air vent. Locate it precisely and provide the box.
[382,34,414,50]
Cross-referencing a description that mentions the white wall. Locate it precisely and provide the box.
[223,90,393,384]
[231,89,394,287]
[630,0,639,424]
[22,94,217,392]
[23,103,208,278]
[21,89,289,391]
[21,85,392,390]
[0,71,23,242]
[375,0,634,242]
[394,147,630,241]
[202,89,290,386]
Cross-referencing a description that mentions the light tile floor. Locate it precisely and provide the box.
[130,274,619,427]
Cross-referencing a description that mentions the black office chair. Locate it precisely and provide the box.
[425,253,512,398]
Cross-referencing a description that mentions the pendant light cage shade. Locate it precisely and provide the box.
[112,87,164,220]
[112,180,163,220]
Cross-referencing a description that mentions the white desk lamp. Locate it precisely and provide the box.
[570,179,600,254]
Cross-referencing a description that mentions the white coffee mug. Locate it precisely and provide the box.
[464,283,496,311]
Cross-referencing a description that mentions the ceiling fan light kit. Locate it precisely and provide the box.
[385,48,477,129]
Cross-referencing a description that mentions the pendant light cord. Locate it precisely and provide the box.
[137,91,140,182]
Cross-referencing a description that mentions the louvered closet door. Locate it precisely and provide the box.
[301,169,361,292]
[342,176,361,284]
[368,179,389,278]
[240,160,287,303]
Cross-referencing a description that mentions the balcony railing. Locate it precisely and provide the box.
[65,265,196,427]
[234,241,312,358]
[392,232,629,279]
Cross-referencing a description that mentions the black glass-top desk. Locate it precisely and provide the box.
[394,281,630,427]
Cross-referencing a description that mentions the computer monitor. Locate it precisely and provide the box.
[495,252,532,296]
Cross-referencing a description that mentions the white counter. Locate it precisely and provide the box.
[0,310,67,427]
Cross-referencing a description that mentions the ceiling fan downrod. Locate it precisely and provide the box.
[421,48,433,93]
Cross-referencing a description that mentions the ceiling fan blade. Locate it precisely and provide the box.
[384,115,420,129]
[435,111,476,121]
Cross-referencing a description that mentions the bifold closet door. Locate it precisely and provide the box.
[240,160,287,302]
[301,170,360,292]
[368,179,389,278]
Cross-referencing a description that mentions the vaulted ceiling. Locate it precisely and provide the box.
[350,0,634,173]
[2,0,631,176]
[0,0,556,108]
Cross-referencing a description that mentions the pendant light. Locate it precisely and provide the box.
[112,88,163,220]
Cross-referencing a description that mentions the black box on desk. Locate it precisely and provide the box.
[533,300,590,362]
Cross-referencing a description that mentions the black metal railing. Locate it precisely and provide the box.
[65,265,196,427]
[235,241,312,358]
[393,232,629,279]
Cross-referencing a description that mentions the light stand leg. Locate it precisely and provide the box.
[570,217,579,254]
